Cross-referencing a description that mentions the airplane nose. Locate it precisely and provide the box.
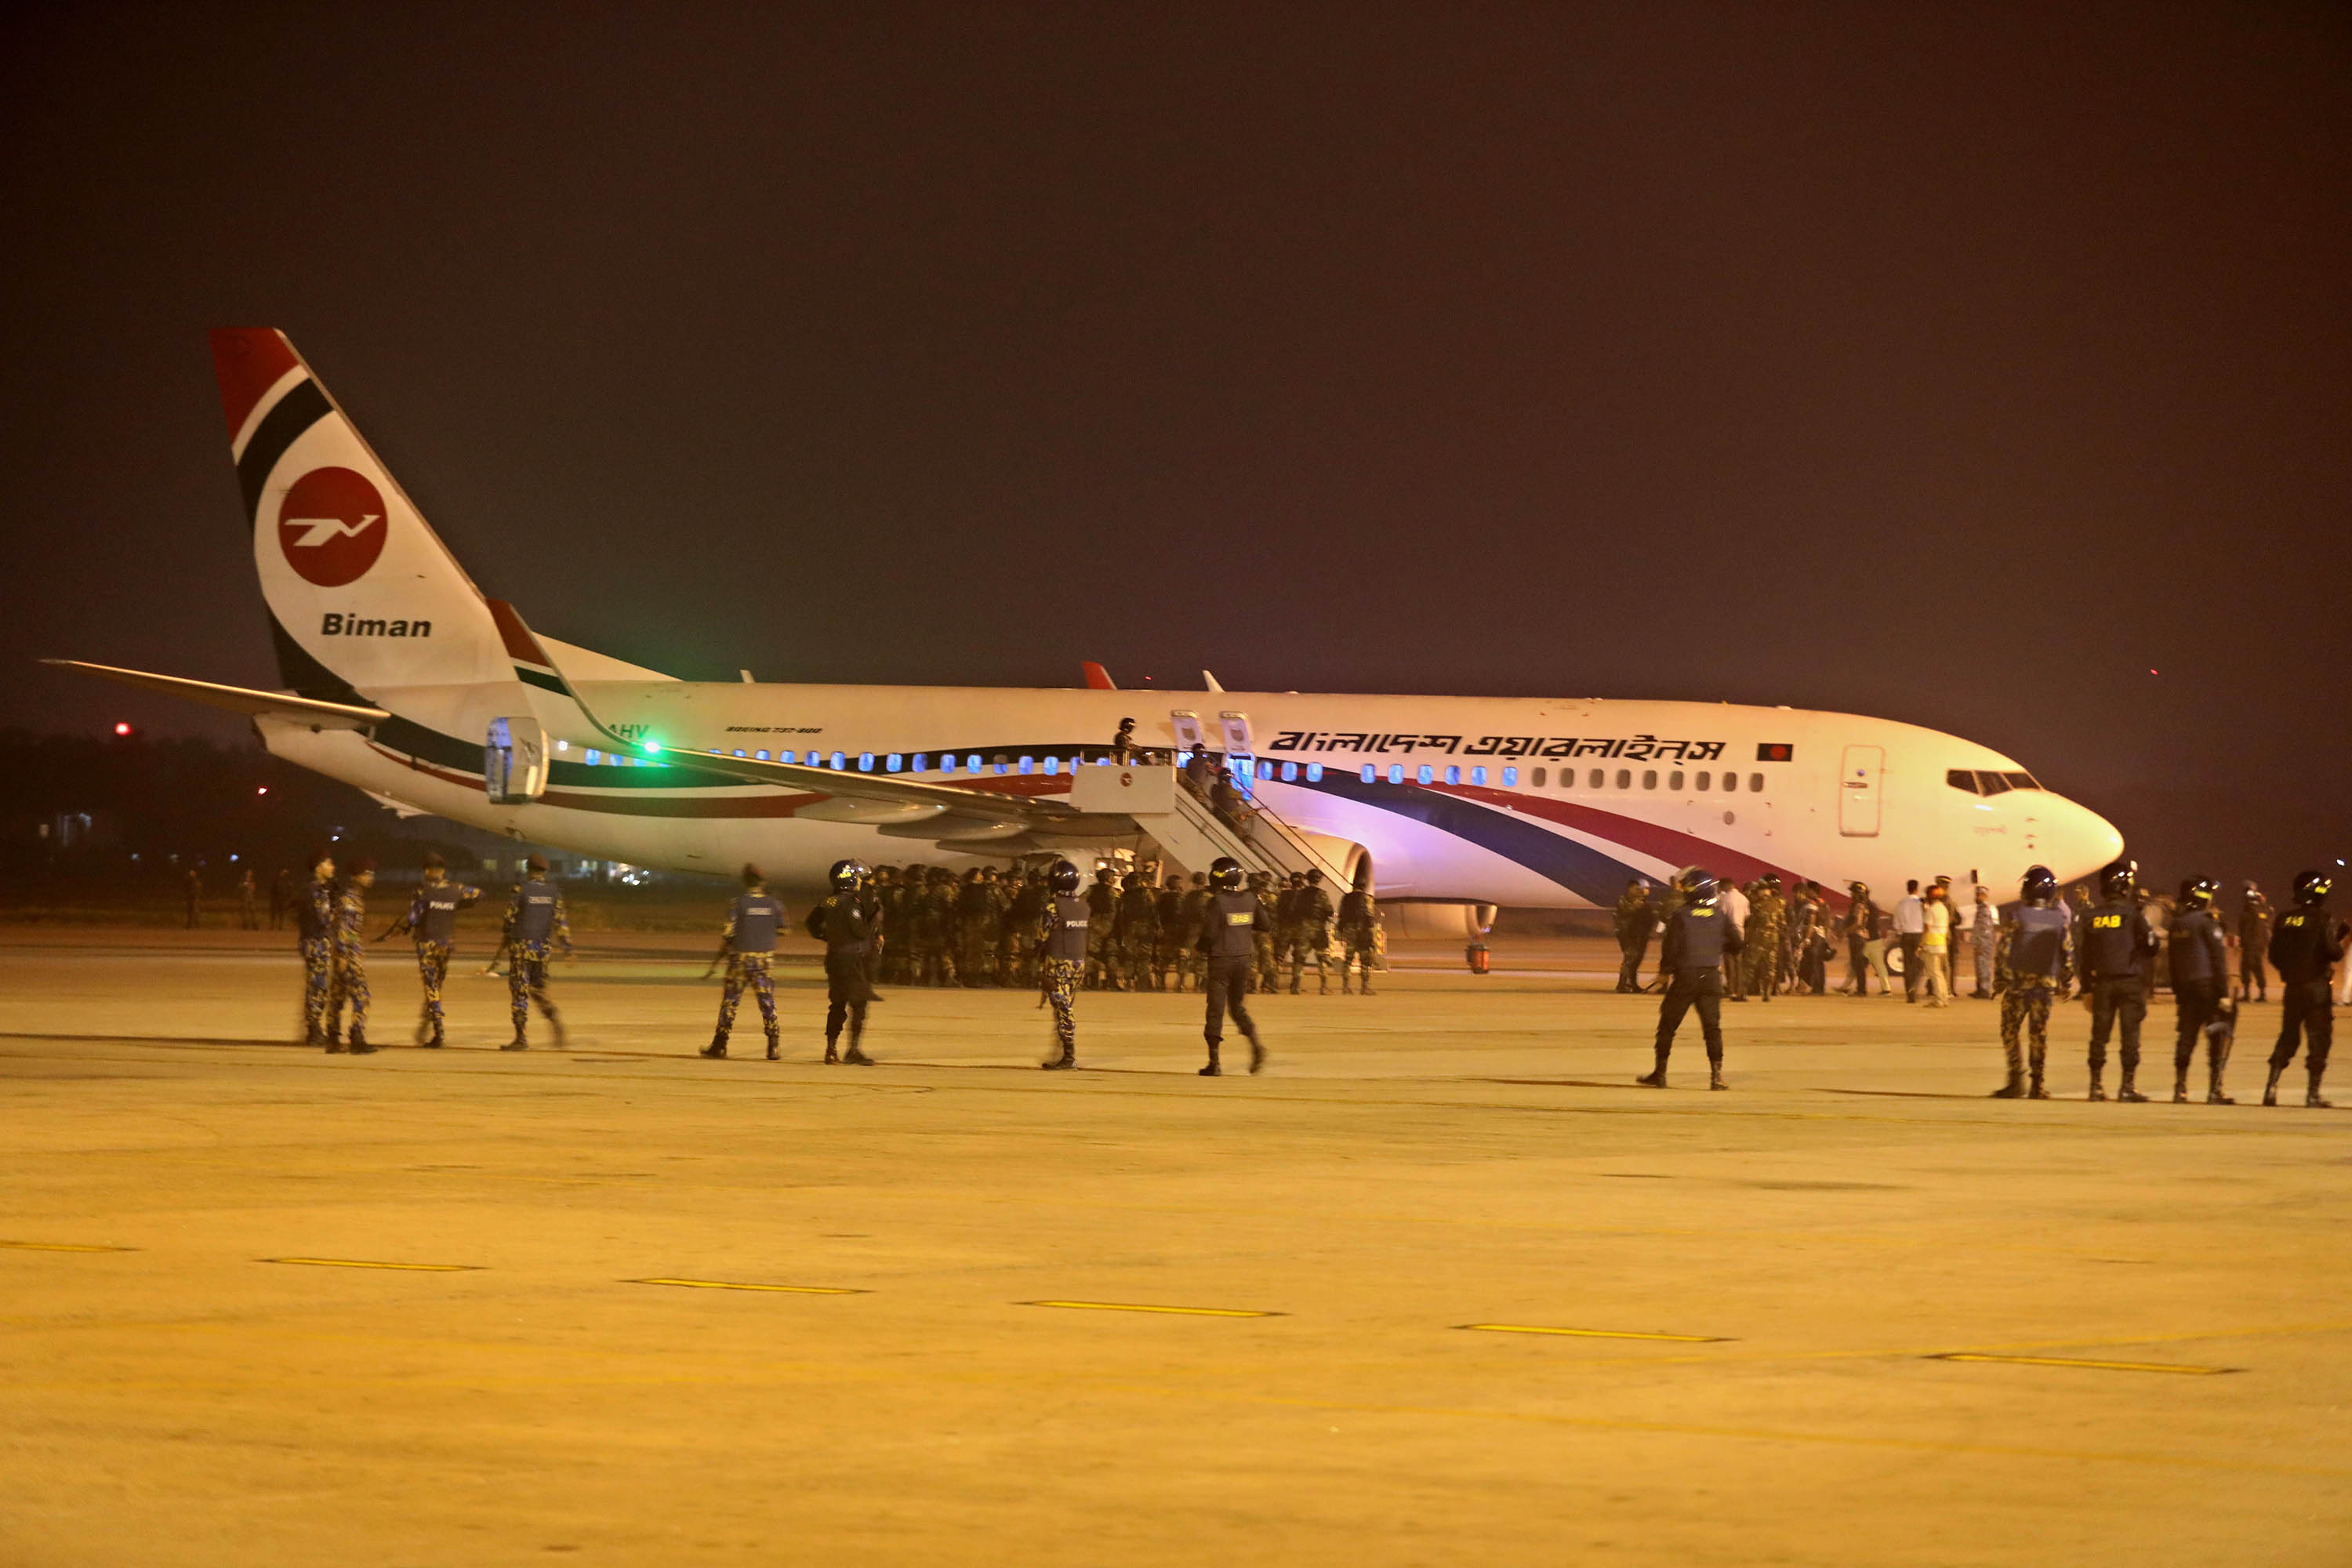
[2047,793,2125,880]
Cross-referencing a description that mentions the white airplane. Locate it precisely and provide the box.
[50,329,2125,919]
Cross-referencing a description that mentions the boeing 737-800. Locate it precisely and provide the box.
[49,330,2125,914]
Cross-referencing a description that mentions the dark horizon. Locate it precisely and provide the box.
[2,4,2344,897]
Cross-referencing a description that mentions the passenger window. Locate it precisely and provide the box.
[1723,772,1737,792]
[1280,761,1298,782]
[991,754,1007,774]
[1499,766,1515,786]
[1748,772,1764,792]
[1258,760,1273,781]
[967,754,981,772]
[1018,756,1034,774]
[1360,764,1376,783]
[886,753,902,772]
[1695,771,1711,790]
[1472,766,1488,786]
[1589,768,1605,789]
[858,753,875,771]
[1642,769,1658,790]
[1976,770,2011,795]
[911,753,927,772]
[1445,764,1461,786]
[1614,768,1632,790]
[1387,764,1404,784]
[780,750,797,764]
[1417,764,1435,785]
[1668,770,1684,791]
[1043,756,1059,775]
[755,750,770,761]
[1529,767,1544,787]
[1305,764,1323,782]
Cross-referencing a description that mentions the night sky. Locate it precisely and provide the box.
[2,4,2344,891]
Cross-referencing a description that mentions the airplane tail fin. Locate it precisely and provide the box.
[210,329,512,701]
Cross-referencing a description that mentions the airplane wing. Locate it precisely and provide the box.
[42,659,391,731]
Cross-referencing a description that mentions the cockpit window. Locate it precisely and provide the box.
[2002,771,2040,790]
[1946,769,1980,794]
[1975,770,2012,796]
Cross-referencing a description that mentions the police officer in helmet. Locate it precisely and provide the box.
[1036,858,1089,1069]
[1990,865,2072,1098]
[2166,877,2232,1102]
[1195,856,1269,1075]
[1637,869,1743,1091]
[805,859,878,1064]
[2262,869,2347,1108]
[2075,858,2159,1101]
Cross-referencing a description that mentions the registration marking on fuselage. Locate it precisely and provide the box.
[261,1257,481,1272]
[1025,1300,1285,1318]
[1460,1323,1731,1342]
[630,1277,867,1294]
[1930,1352,2241,1375]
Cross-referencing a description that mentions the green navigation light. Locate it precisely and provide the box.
[641,739,663,755]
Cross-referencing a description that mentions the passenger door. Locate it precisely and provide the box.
[1838,744,1883,837]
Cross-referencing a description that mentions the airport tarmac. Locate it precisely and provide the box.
[2,927,2345,1566]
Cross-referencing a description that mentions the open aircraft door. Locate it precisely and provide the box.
[1838,744,1883,837]
[485,717,549,804]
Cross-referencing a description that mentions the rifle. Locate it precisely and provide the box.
[478,937,511,978]
[701,943,731,982]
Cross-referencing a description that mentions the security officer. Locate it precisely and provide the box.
[1990,865,2071,1098]
[501,854,572,1051]
[390,850,480,1048]
[1742,875,1784,1003]
[1036,859,1089,1069]
[1841,881,1881,996]
[2167,877,2231,1102]
[293,851,336,1047]
[702,864,786,1060]
[858,862,891,996]
[1007,866,1050,991]
[1337,870,1379,995]
[324,857,377,1054]
[1290,867,1335,995]
[1118,869,1161,991]
[806,859,877,1064]
[1646,876,1689,992]
[2235,882,2272,1002]
[1178,871,1212,993]
[1612,878,1652,993]
[1247,870,1280,993]
[2074,858,2158,1101]
[1636,869,1742,1091]
[1196,856,1268,1076]
[1153,874,1189,993]
[1270,871,1303,985]
[2261,870,2347,1108]
[1083,866,1122,991]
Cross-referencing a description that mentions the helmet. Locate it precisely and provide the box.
[2180,877,2216,909]
[420,851,445,871]
[1210,856,1244,893]
[2096,859,2136,901]
[827,858,868,892]
[1684,871,1718,903]
[1048,859,1080,895]
[2020,865,2056,905]
[2292,869,2334,906]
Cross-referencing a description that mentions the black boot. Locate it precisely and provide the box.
[547,1009,568,1050]
[765,1033,780,1062]
[2172,1072,2189,1104]
[824,1038,840,1064]
[2087,1067,2106,1102]
[842,1039,874,1065]
[1635,1052,1668,1088]
[2116,1069,2147,1103]
[325,1026,345,1054]
[2308,1069,2332,1109]
[701,1033,728,1058]
[425,1022,444,1049]
[1041,1045,1075,1070]
[1200,1040,1222,1077]
[1248,1034,1267,1075]
[2262,1065,2283,1106]
[502,1031,529,1051]
[348,1027,376,1054]
[1990,1073,2026,1099]
[1708,1062,1726,1091]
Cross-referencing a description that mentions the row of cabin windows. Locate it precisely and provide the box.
[672,743,1773,794]
[1947,768,2041,795]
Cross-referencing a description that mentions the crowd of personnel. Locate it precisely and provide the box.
[272,842,2340,1105]
[1636,859,2344,1108]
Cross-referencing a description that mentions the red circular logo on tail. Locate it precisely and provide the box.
[278,467,388,586]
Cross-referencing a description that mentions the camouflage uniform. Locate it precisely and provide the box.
[991,869,1020,987]
[916,873,957,986]
[1178,875,1212,993]
[324,881,372,1050]
[1742,884,1785,1001]
[713,892,781,1051]
[295,874,336,1044]
[1613,880,1653,993]
[1995,906,2074,1095]
[1338,885,1379,994]
[1118,872,1161,991]
[504,879,572,1041]
[1006,870,1047,990]
[1289,873,1335,995]
[1083,870,1122,990]
[1250,873,1281,993]
[1269,873,1302,985]
[2236,891,2271,1002]
[395,875,481,1045]
[1152,877,1188,992]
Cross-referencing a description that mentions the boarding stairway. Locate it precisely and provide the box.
[1065,763,1362,889]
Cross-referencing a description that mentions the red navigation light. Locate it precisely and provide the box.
[256,786,269,796]
[112,721,133,737]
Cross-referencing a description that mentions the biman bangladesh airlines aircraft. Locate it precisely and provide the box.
[50,330,2125,917]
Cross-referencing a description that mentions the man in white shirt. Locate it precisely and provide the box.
[1719,877,1751,1001]
[1920,885,1955,1007]
[1893,880,1926,1003]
